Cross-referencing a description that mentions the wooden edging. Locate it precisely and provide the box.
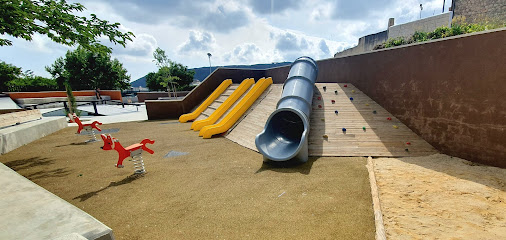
[367,156,387,240]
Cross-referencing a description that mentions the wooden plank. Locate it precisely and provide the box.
[225,83,437,157]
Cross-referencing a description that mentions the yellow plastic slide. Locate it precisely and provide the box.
[200,77,273,139]
[191,78,255,130]
[179,79,232,123]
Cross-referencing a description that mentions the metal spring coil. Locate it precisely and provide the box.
[131,154,146,174]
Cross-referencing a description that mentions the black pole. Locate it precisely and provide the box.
[442,0,445,13]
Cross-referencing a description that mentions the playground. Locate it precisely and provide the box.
[1,30,505,239]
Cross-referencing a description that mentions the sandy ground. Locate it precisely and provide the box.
[0,120,375,240]
[374,154,506,239]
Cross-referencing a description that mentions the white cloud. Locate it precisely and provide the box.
[178,31,216,54]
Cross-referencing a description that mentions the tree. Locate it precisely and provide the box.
[46,46,131,91]
[6,70,59,92]
[147,47,195,94]
[0,0,135,53]
[0,61,22,92]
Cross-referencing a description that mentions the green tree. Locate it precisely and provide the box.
[0,61,22,92]
[147,47,195,94]
[6,70,59,92]
[46,46,131,90]
[0,0,134,53]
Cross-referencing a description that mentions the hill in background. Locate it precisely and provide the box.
[130,62,291,88]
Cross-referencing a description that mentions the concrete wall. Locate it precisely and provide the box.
[269,28,506,168]
[335,12,452,57]
[334,31,388,58]
[453,0,506,23]
[388,12,452,39]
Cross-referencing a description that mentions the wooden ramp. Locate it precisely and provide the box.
[225,83,437,157]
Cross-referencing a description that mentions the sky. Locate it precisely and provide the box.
[0,0,453,81]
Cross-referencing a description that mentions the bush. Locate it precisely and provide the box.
[374,17,504,50]
[7,73,59,92]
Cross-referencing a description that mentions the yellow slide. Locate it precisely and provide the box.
[191,78,255,130]
[200,77,273,139]
[179,79,232,123]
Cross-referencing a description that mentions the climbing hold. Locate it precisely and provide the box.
[365,103,369,106]
[331,100,335,104]
[344,84,348,87]
[323,86,327,91]
[318,105,322,108]
[350,97,354,101]
[323,134,328,138]
[405,148,409,152]
[393,125,399,129]
[387,117,392,120]
[321,118,325,122]
[335,110,339,114]
[342,128,347,132]
[362,127,366,131]
[373,110,377,114]
[334,90,338,95]
[352,90,356,93]
[317,96,321,100]
[406,142,411,145]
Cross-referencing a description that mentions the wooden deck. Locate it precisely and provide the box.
[225,83,437,157]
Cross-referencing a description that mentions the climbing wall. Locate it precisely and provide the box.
[226,83,437,157]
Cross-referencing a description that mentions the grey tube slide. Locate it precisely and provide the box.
[255,56,318,163]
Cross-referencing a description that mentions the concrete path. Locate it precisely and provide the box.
[0,162,114,240]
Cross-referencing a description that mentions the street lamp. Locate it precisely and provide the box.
[420,4,423,19]
[207,53,212,75]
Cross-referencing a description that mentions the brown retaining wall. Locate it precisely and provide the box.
[145,68,264,119]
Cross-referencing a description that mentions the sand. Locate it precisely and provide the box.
[0,120,375,240]
[374,154,506,239]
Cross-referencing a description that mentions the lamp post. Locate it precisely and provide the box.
[442,0,445,13]
[207,53,212,76]
[420,4,423,19]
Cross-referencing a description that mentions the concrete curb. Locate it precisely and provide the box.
[0,117,68,154]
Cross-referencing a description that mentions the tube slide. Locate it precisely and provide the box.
[179,79,232,123]
[255,56,318,163]
[200,77,273,139]
[191,78,255,131]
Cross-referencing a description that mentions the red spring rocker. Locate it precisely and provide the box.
[69,113,102,142]
[101,134,155,174]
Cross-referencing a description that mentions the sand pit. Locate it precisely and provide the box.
[374,154,506,239]
[0,120,375,239]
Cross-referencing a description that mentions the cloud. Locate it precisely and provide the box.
[247,0,303,14]
[111,33,158,57]
[222,43,283,64]
[332,0,397,20]
[178,31,216,54]
[319,40,330,55]
[274,32,310,52]
[104,0,250,33]
[198,6,249,33]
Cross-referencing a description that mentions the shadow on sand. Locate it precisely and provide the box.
[255,157,318,175]
[4,157,71,180]
[73,174,145,202]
